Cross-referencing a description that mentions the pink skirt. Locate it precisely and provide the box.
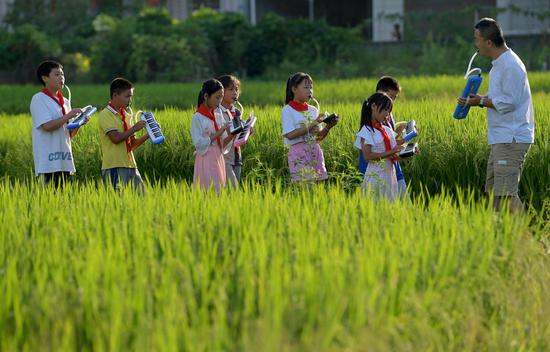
[288,141,328,182]
[194,145,226,191]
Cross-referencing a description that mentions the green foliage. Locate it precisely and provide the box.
[1,3,549,82]
[0,181,548,350]
[89,14,134,82]
[0,25,62,83]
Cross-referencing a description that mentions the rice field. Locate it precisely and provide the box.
[0,75,549,351]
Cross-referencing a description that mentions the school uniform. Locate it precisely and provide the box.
[97,103,144,191]
[358,113,406,196]
[355,124,399,201]
[281,102,328,182]
[219,104,242,188]
[30,89,75,186]
[191,104,230,191]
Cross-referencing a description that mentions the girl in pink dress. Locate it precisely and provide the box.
[281,72,338,182]
[354,92,404,201]
[191,79,233,191]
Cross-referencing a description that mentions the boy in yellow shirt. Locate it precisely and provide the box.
[98,77,149,190]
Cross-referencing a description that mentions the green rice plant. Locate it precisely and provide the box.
[0,180,548,351]
[1,73,550,114]
[1,88,548,208]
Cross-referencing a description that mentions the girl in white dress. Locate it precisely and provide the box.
[354,93,404,201]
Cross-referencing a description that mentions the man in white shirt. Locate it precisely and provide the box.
[458,18,535,213]
[30,60,82,187]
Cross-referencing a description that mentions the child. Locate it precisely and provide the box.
[355,92,404,201]
[97,78,149,191]
[217,74,246,188]
[191,79,231,192]
[282,72,338,182]
[358,76,409,196]
[30,60,83,188]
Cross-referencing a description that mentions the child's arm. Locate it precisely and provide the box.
[223,132,235,148]
[395,123,407,135]
[285,123,316,140]
[40,108,82,132]
[106,120,146,144]
[316,118,338,141]
[361,139,403,161]
[131,133,149,150]
[69,127,79,139]
[285,114,324,140]
[211,122,230,141]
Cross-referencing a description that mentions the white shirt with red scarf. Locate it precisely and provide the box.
[191,107,230,156]
[281,104,319,146]
[29,91,75,175]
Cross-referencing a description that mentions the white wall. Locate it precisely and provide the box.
[167,0,189,20]
[0,0,13,25]
[372,0,404,42]
[497,0,550,35]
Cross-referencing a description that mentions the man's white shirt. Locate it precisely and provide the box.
[487,49,535,145]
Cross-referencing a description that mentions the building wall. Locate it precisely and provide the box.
[0,0,13,24]
[405,0,496,12]
[167,0,189,20]
[497,0,550,35]
[372,0,404,42]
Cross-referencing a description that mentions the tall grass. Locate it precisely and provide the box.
[0,180,548,351]
[1,89,548,208]
[1,73,550,114]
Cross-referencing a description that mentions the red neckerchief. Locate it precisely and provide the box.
[197,104,221,148]
[373,122,395,163]
[41,88,66,116]
[108,102,132,158]
[288,100,309,112]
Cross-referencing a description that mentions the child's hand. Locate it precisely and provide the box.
[315,113,326,124]
[133,120,146,132]
[67,108,83,119]
[396,138,405,145]
[221,121,230,131]
[391,144,405,154]
[309,124,321,134]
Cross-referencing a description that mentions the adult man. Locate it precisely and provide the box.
[458,18,535,212]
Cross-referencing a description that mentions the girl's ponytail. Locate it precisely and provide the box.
[360,92,393,131]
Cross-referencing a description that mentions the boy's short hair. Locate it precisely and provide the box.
[37,60,63,86]
[474,18,505,47]
[376,76,400,93]
[217,75,241,90]
[110,77,134,98]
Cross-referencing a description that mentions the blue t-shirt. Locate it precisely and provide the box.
[358,114,404,181]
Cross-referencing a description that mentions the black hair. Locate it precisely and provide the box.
[375,76,401,93]
[217,75,241,90]
[474,18,505,47]
[110,77,134,98]
[285,72,312,104]
[360,92,393,131]
[197,79,224,108]
[36,60,63,86]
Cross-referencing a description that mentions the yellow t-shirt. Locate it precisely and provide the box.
[97,106,137,170]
